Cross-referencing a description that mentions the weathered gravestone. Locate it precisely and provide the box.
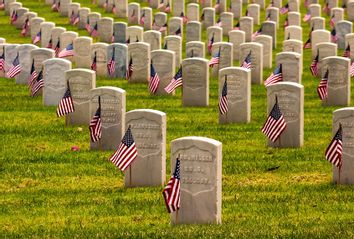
[240,43,263,84]
[309,4,321,18]
[141,7,152,30]
[276,52,302,83]
[219,67,251,123]
[288,12,300,26]
[143,30,161,51]
[13,7,29,29]
[43,58,72,106]
[59,0,72,17]
[345,34,354,61]
[4,0,16,15]
[266,7,279,28]
[128,42,150,83]
[92,43,109,77]
[348,0,354,22]
[317,42,337,62]
[124,109,166,187]
[128,2,140,25]
[266,82,304,148]
[288,0,299,12]
[320,56,350,106]
[186,41,205,58]
[22,12,38,37]
[262,21,277,49]
[254,35,272,69]
[114,0,128,18]
[153,12,167,32]
[15,44,38,85]
[0,38,5,44]
[206,26,223,47]
[284,26,302,41]
[228,30,245,61]
[332,107,354,184]
[336,21,353,49]
[0,44,8,78]
[220,12,233,36]
[169,17,183,37]
[74,37,92,69]
[247,4,260,25]
[331,8,343,24]
[230,0,242,19]
[40,22,55,48]
[66,69,96,125]
[202,7,215,29]
[151,50,175,95]
[109,43,127,78]
[126,26,144,42]
[187,3,199,21]
[186,21,201,43]
[98,17,113,43]
[211,42,233,77]
[182,58,209,106]
[164,36,182,68]
[30,48,55,74]
[4,44,19,78]
[283,39,303,57]
[113,22,127,44]
[89,87,126,150]
[172,0,185,17]
[60,31,78,61]
[88,12,101,33]
[310,17,325,30]
[170,136,222,224]
[312,30,330,57]
[239,17,253,42]
[30,17,45,42]
[78,7,90,30]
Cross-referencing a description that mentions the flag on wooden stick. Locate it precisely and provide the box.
[218,76,228,115]
[149,63,160,94]
[89,96,102,142]
[7,53,21,78]
[325,124,343,168]
[57,82,75,117]
[317,69,329,101]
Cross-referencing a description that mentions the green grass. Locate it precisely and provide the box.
[1,0,354,238]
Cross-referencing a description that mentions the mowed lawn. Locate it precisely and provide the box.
[1,0,354,238]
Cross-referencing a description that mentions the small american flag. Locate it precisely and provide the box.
[28,60,38,86]
[310,52,319,76]
[85,18,91,32]
[219,76,228,115]
[21,18,29,36]
[163,158,181,213]
[58,43,74,58]
[69,10,75,24]
[129,9,136,21]
[54,40,60,57]
[241,51,252,69]
[164,2,171,13]
[303,37,311,49]
[0,1,4,10]
[303,10,311,22]
[343,45,351,58]
[252,25,263,39]
[47,38,53,49]
[215,17,222,27]
[283,16,289,28]
[234,21,240,30]
[175,27,181,36]
[103,0,108,8]
[10,10,18,24]
[304,0,309,7]
[214,0,220,10]
[323,2,330,14]
[149,63,160,94]
[158,0,164,9]
[207,34,214,54]
[350,62,354,77]
[0,49,4,72]
[109,126,138,171]
[126,57,133,80]
[51,0,60,11]
[89,96,102,142]
[73,13,80,25]
[264,64,283,86]
[7,53,21,78]
[331,28,338,43]
[325,124,343,168]
[90,23,98,37]
[280,3,289,14]
[112,4,117,14]
[265,12,271,21]
[107,48,116,75]
[200,12,205,21]
[164,66,182,93]
[30,70,43,97]
[180,12,188,24]
[208,49,220,68]
[139,12,145,26]
[329,15,335,28]
[33,31,41,44]
[56,84,75,117]
[261,96,287,142]
[159,23,168,33]
[91,52,97,71]
[317,69,328,101]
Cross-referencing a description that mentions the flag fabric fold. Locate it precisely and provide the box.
[162,158,181,213]
[218,76,228,115]
[165,66,182,93]
[325,125,343,168]
[89,96,102,142]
